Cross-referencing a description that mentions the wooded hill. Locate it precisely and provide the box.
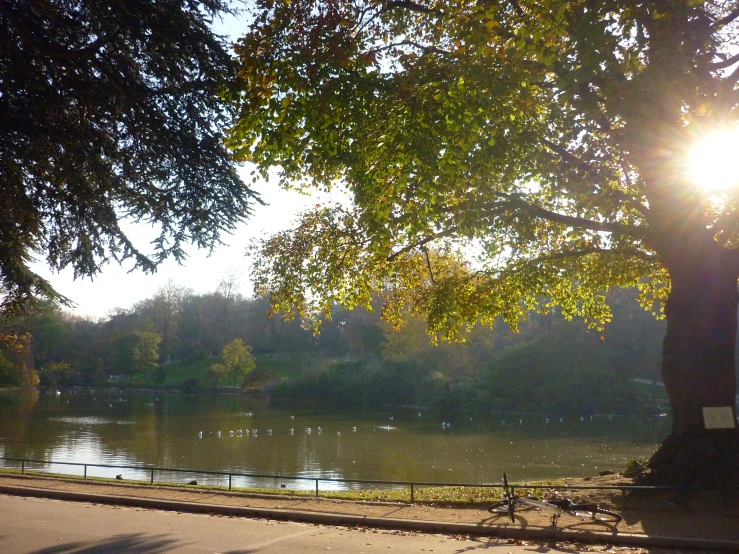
[1,281,668,414]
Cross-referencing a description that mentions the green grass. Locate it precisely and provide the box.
[127,353,313,388]
[160,357,219,384]
[126,356,218,388]
[251,354,316,380]
[113,351,369,391]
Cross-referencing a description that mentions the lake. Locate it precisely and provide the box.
[0,389,669,490]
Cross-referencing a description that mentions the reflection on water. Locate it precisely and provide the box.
[0,389,670,490]
[49,416,136,425]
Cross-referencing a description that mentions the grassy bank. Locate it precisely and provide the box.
[0,467,618,507]
[124,354,303,388]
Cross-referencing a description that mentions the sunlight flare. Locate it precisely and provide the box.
[689,128,739,194]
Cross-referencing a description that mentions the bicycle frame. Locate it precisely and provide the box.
[498,473,563,522]
[490,473,621,525]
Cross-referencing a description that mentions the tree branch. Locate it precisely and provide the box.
[368,40,450,56]
[576,82,613,132]
[542,137,609,177]
[727,63,739,88]
[709,51,739,71]
[711,210,739,245]
[387,230,452,261]
[617,159,650,217]
[422,246,436,284]
[381,1,442,16]
[353,5,383,38]
[528,245,658,266]
[542,139,649,217]
[508,0,525,17]
[1,4,115,61]
[498,193,645,237]
[714,7,739,28]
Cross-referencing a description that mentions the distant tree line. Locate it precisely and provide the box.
[0,281,670,414]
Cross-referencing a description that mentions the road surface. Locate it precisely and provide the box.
[0,494,682,553]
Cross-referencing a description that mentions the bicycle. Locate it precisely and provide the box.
[488,473,622,526]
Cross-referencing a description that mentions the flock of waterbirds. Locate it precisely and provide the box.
[195,412,620,439]
[197,413,365,439]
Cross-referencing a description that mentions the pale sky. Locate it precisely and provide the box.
[30,172,334,319]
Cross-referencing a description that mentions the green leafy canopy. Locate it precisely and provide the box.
[230,1,739,338]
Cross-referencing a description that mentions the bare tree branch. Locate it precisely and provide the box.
[714,7,739,27]
[422,246,436,284]
[727,63,739,87]
[709,51,739,71]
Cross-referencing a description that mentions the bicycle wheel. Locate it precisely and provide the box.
[488,500,512,514]
[569,505,622,523]
[488,499,537,514]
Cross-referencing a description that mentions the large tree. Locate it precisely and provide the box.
[113,329,161,381]
[230,0,739,486]
[0,0,259,315]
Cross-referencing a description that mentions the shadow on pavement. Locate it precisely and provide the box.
[621,488,739,541]
[26,533,183,554]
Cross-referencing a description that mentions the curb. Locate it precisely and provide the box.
[1,484,737,552]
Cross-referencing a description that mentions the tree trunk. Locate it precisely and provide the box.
[645,242,739,486]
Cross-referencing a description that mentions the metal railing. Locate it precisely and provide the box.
[0,456,734,508]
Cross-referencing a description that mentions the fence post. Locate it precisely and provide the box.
[151,468,155,485]
[21,460,25,475]
[84,465,87,480]
[410,484,414,503]
[229,474,232,491]
[621,488,626,510]
[315,479,319,497]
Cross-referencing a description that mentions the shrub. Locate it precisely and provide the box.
[180,378,201,394]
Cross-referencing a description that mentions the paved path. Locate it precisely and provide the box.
[0,495,710,554]
[0,495,526,554]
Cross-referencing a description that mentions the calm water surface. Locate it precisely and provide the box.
[0,389,669,489]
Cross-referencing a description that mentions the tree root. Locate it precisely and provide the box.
[640,430,739,488]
